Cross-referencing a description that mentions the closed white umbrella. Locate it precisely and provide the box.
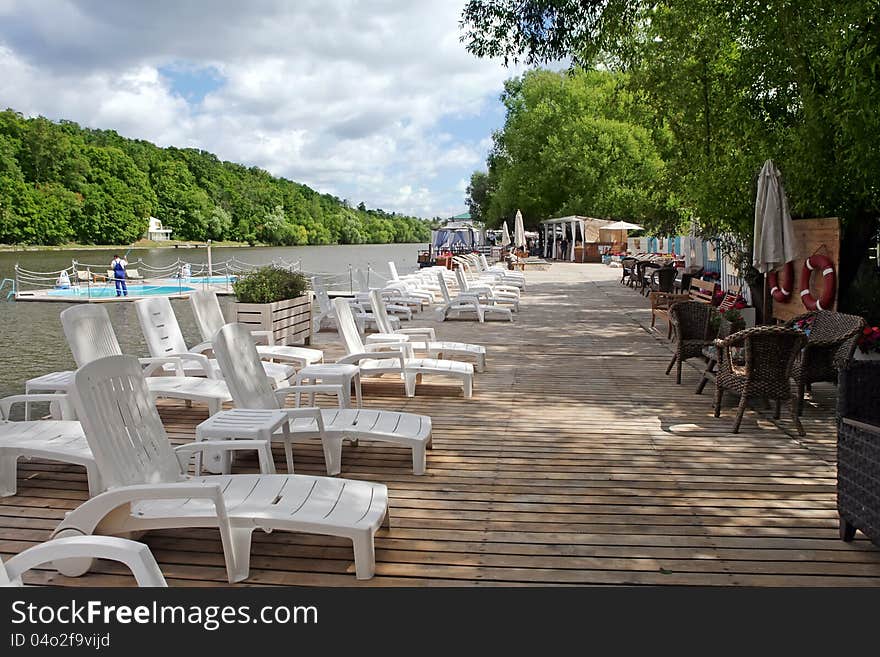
[514,209,526,249]
[753,160,798,273]
[501,220,511,248]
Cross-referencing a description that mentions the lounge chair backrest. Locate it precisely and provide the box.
[135,297,189,357]
[126,269,141,280]
[388,262,400,281]
[369,290,395,334]
[311,277,333,314]
[212,323,277,409]
[454,268,471,292]
[479,254,492,271]
[70,355,182,488]
[436,272,453,304]
[189,290,225,342]
[60,305,123,366]
[332,298,366,354]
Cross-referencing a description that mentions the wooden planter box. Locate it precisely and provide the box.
[233,294,312,345]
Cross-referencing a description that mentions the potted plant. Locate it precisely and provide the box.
[855,325,880,361]
[232,266,312,345]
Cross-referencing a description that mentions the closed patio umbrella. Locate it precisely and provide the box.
[501,220,511,248]
[753,160,797,274]
[514,209,526,250]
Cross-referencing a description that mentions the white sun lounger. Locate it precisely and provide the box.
[0,393,102,497]
[311,276,394,334]
[333,297,474,398]
[58,304,233,417]
[189,290,323,369]
[2,536,167,587]
[365,290,487,372]
[436,271,513,323]
[135,296,294,387]
[50,354,389,583]
[209,322,433,475]
[455,267,520,311]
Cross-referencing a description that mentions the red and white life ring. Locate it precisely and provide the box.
[768,261,794,303]
[799,254,836,311]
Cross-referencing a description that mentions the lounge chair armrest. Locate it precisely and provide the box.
[338,350,406,369]
[0,393,75,420]
[52,482,230,540]
[249,330,275,346]
[189,341,214,356]
[275,384,346,409]
[282,407,326,431]
[162,351,216,378]
[138,356,185,377]
[3,536,167,587]
[397,327,436,340]
[175,440,276,475]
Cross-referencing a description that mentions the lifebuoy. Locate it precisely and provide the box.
[799,254,836,311]
[768,261,794,303]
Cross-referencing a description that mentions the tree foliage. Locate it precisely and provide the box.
[461,0,880,288]
[0,109,431,246]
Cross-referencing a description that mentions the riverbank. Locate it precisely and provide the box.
[0,239,252,252]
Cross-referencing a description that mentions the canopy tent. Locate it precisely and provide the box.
[430,221,486,252]
[539,216,615,261]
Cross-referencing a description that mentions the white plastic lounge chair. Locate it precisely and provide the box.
[460,254,524,291]
[189,290,323,368]
[478,253,525,288]
[436,271,513,323]
[135,296,294,387]
[2,536,166,587]
[59,304,233,417]
[311,276,393,334]
[365,290,487,372]
[0,393,102,497]
[51,354,389,582]
[210,322,433,475]
[333,297,474,398]
[455,267,520,311]
[353,268,427,310]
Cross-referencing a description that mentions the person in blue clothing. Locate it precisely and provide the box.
[110,254,128,296]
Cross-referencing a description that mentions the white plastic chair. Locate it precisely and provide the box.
[189,290,323,368]
[51,354,389,583]
[365,290,487,372]
[2,536,166,587]
[333,297,474,398]
[211,323,433,475]
[135,296,293,387]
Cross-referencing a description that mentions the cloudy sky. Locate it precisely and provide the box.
[0,0,521,218]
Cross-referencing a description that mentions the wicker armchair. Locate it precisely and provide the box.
[837,361,880,546]
[695,317,735,394]
[666,301,715,384]
[640,261,662,296]
[713,326,807,435]
[621,257,637,286]
[785,311,866,415]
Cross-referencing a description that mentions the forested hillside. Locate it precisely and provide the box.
[0,109,431,246]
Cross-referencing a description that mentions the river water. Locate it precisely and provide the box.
[0,243,423,401]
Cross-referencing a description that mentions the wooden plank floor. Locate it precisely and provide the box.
[4,263,880,586]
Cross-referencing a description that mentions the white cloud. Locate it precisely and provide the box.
[0,0,516,216]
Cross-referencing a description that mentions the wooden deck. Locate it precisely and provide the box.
[4,263,880,586]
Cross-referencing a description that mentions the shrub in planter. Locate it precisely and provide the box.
[232,266,309,304]
[232,267,312,345]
